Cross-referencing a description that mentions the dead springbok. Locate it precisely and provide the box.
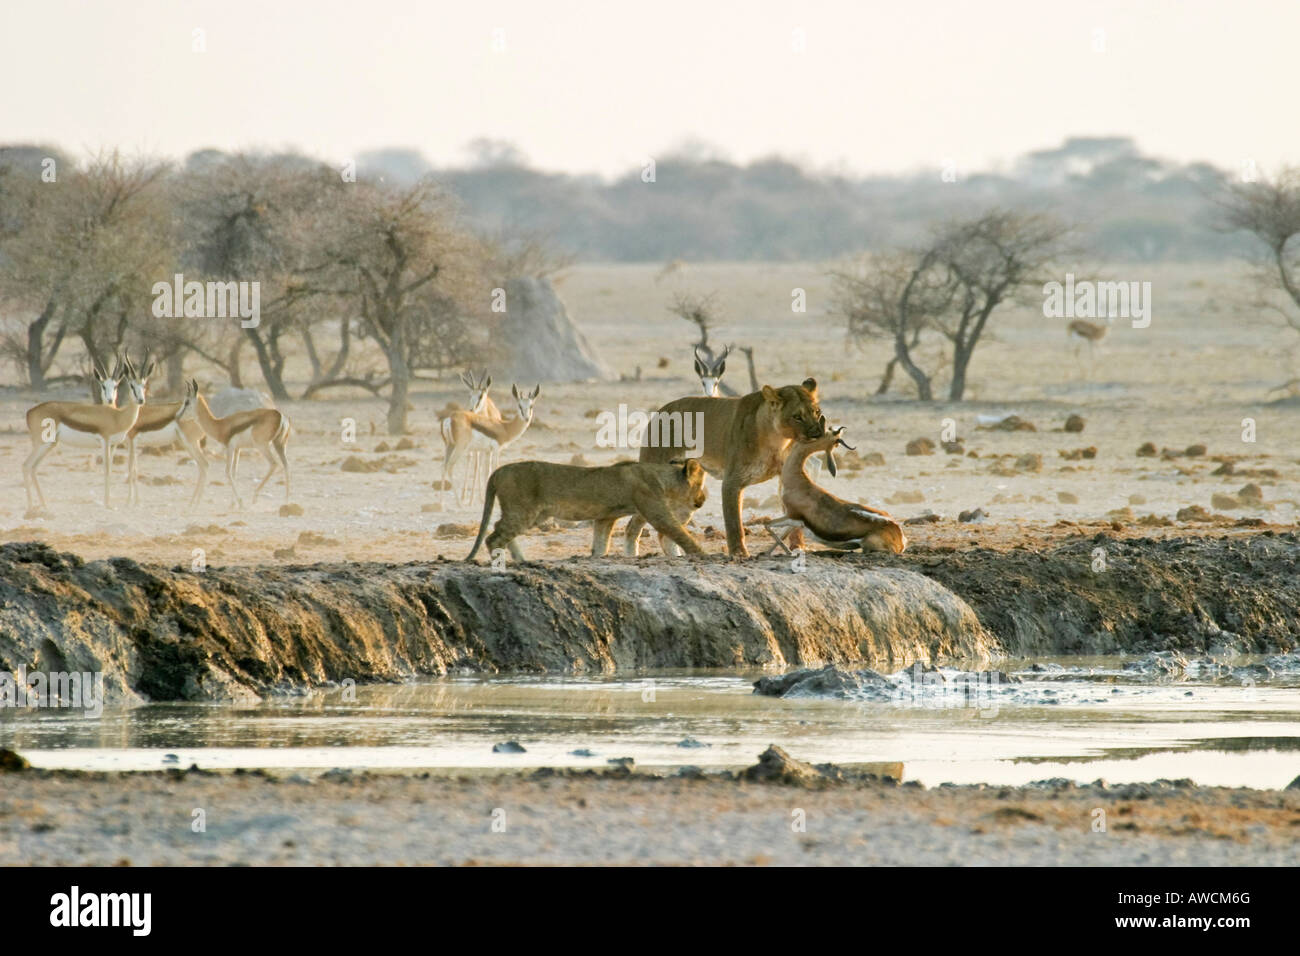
[23,355,152,511]
[189,380,291,509]
[766,420,906,555]
[440,384,539,508]
[694,344,729,397]
[123,355,211,509]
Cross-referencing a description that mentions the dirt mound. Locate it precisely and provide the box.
[0,543,990,703]
[490,277,614,383]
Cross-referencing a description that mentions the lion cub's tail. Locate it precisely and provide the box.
[466,472,499,561]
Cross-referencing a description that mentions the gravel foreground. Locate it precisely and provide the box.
[4,754,1299,866]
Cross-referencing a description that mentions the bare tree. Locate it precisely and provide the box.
[1216,166,1300,340]
[834,210,1069,401]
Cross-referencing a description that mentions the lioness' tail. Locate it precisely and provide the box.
[465,472,497,561]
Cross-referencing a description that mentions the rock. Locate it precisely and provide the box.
[374,442,391,453]
[754,665,895,700]
[887,489,925,504]
[568,749,597,757]
[569,454,590,467]
[676,737,710,748]
[493,741,527,754]
[1064,414,1085,432]
[395,438,417,451]
[297,532,339,547]
[904,512,942,524]
[341,456,373,473]
[0,748,30,772]
[1185,444,1207,457]
[1286,775,1300,791]
[1136,442,1157,457]
[279,503,304,517]
[905,437,935,456]
[606,756,634,768]
[490,277,614,382]
[1176,505,1212,522]
[431,479,452,490]
[1014,453,1042,473]
[434,523,474,538]
[1211,493,1241,510]
[958,508,987,523]
[1212,461,1235,476]
[1237,483,1264,503]
[272,547,296,559]
[977,415,1036,432]
[861,452,886,466]
[1058,447,1097,461]
[941,440,964,454]
[1128,494,1146,505]
[1057,491,1079,504]
[741,745,825,786]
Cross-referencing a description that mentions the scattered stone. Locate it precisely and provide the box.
[568,749,597,757]
[676,737,710,749]
[978,414,1036,432]
[606,756,635,768]
[1136,442,1157,457]
[1137,514,1174,527]
[1058,447,1097,461]
[887,489,925,505]
[297,531,339,547]
[1106,507,1134,520]
[420,503,441,513]
[1211,493,1241,510]
[1212,461,1235,476]
[1057,491,1078,504]
[1014,453,1043,473]
[279,503,304,517]
[861,451,886,466]
[1128,494,1146,505]
[431,479,451,490]
[569,454,590,467]
[1176,505,1212,522]
[1237,483,1264,503]
[1286,775,1300,791]
[394,438,417,451]
[904,512,942,525]
[905,437,935,456]
[1064,414,1086,433]
[435,523,474,538]
[493,741,526,754]
[341,456,375,473]
[272,546,296,559]
[941,440,964,455]
[958,508,987,523]
[373,441,391,453]
[1185,444,1207,457]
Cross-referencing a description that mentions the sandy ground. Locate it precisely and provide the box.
[3,766,1298,866]
[1,262,1295,566]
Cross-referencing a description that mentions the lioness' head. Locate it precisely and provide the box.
[762,378,824,441]
[672,457,708,509]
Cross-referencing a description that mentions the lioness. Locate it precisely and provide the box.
[466,458,708,562]
[627,379,825,558]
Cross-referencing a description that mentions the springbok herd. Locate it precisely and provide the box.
[19,344,907,560]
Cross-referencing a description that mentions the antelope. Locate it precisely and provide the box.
[461,369,502,421]
[1067,316,1112,357]
[122,355,211,509]
[22,355,149,511]
[188,379,291,509]
[440,384,539,508]
[766,420,907,555]
[694,344,729,397]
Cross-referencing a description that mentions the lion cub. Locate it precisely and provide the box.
[466,458,708,562]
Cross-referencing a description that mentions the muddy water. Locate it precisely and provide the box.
[4,657,1299,789]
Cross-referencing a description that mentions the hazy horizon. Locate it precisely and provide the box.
[3,0,1298,179]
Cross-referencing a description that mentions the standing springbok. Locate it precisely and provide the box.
[462,369,502,421]
[23,355,148,510]
[766,420,907,555]
[440,384,539,508]
[1068,316,1112,357]
[694,345,729,397]
[122,355,211,509]
[189,380,291,509]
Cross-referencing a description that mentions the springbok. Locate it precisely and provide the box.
[766,420,907,555]
[23,355,149,510]
[694,344,729,397]
[462,369,502,421]
[440,384,539,508]
[122,355,211,509]
[189,380,291,509]
[1068,316,1112,357]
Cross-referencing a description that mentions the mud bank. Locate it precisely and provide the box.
[1,533,1295,703]
[0,542,988,702]
[909,532,1300,656]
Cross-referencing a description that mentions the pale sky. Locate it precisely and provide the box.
[2,0,1297,177]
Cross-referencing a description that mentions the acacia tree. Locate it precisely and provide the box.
[835,210,1069,400]
[316,178,487,433]
[1217,166,1300,345]
[0,151,170,388]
